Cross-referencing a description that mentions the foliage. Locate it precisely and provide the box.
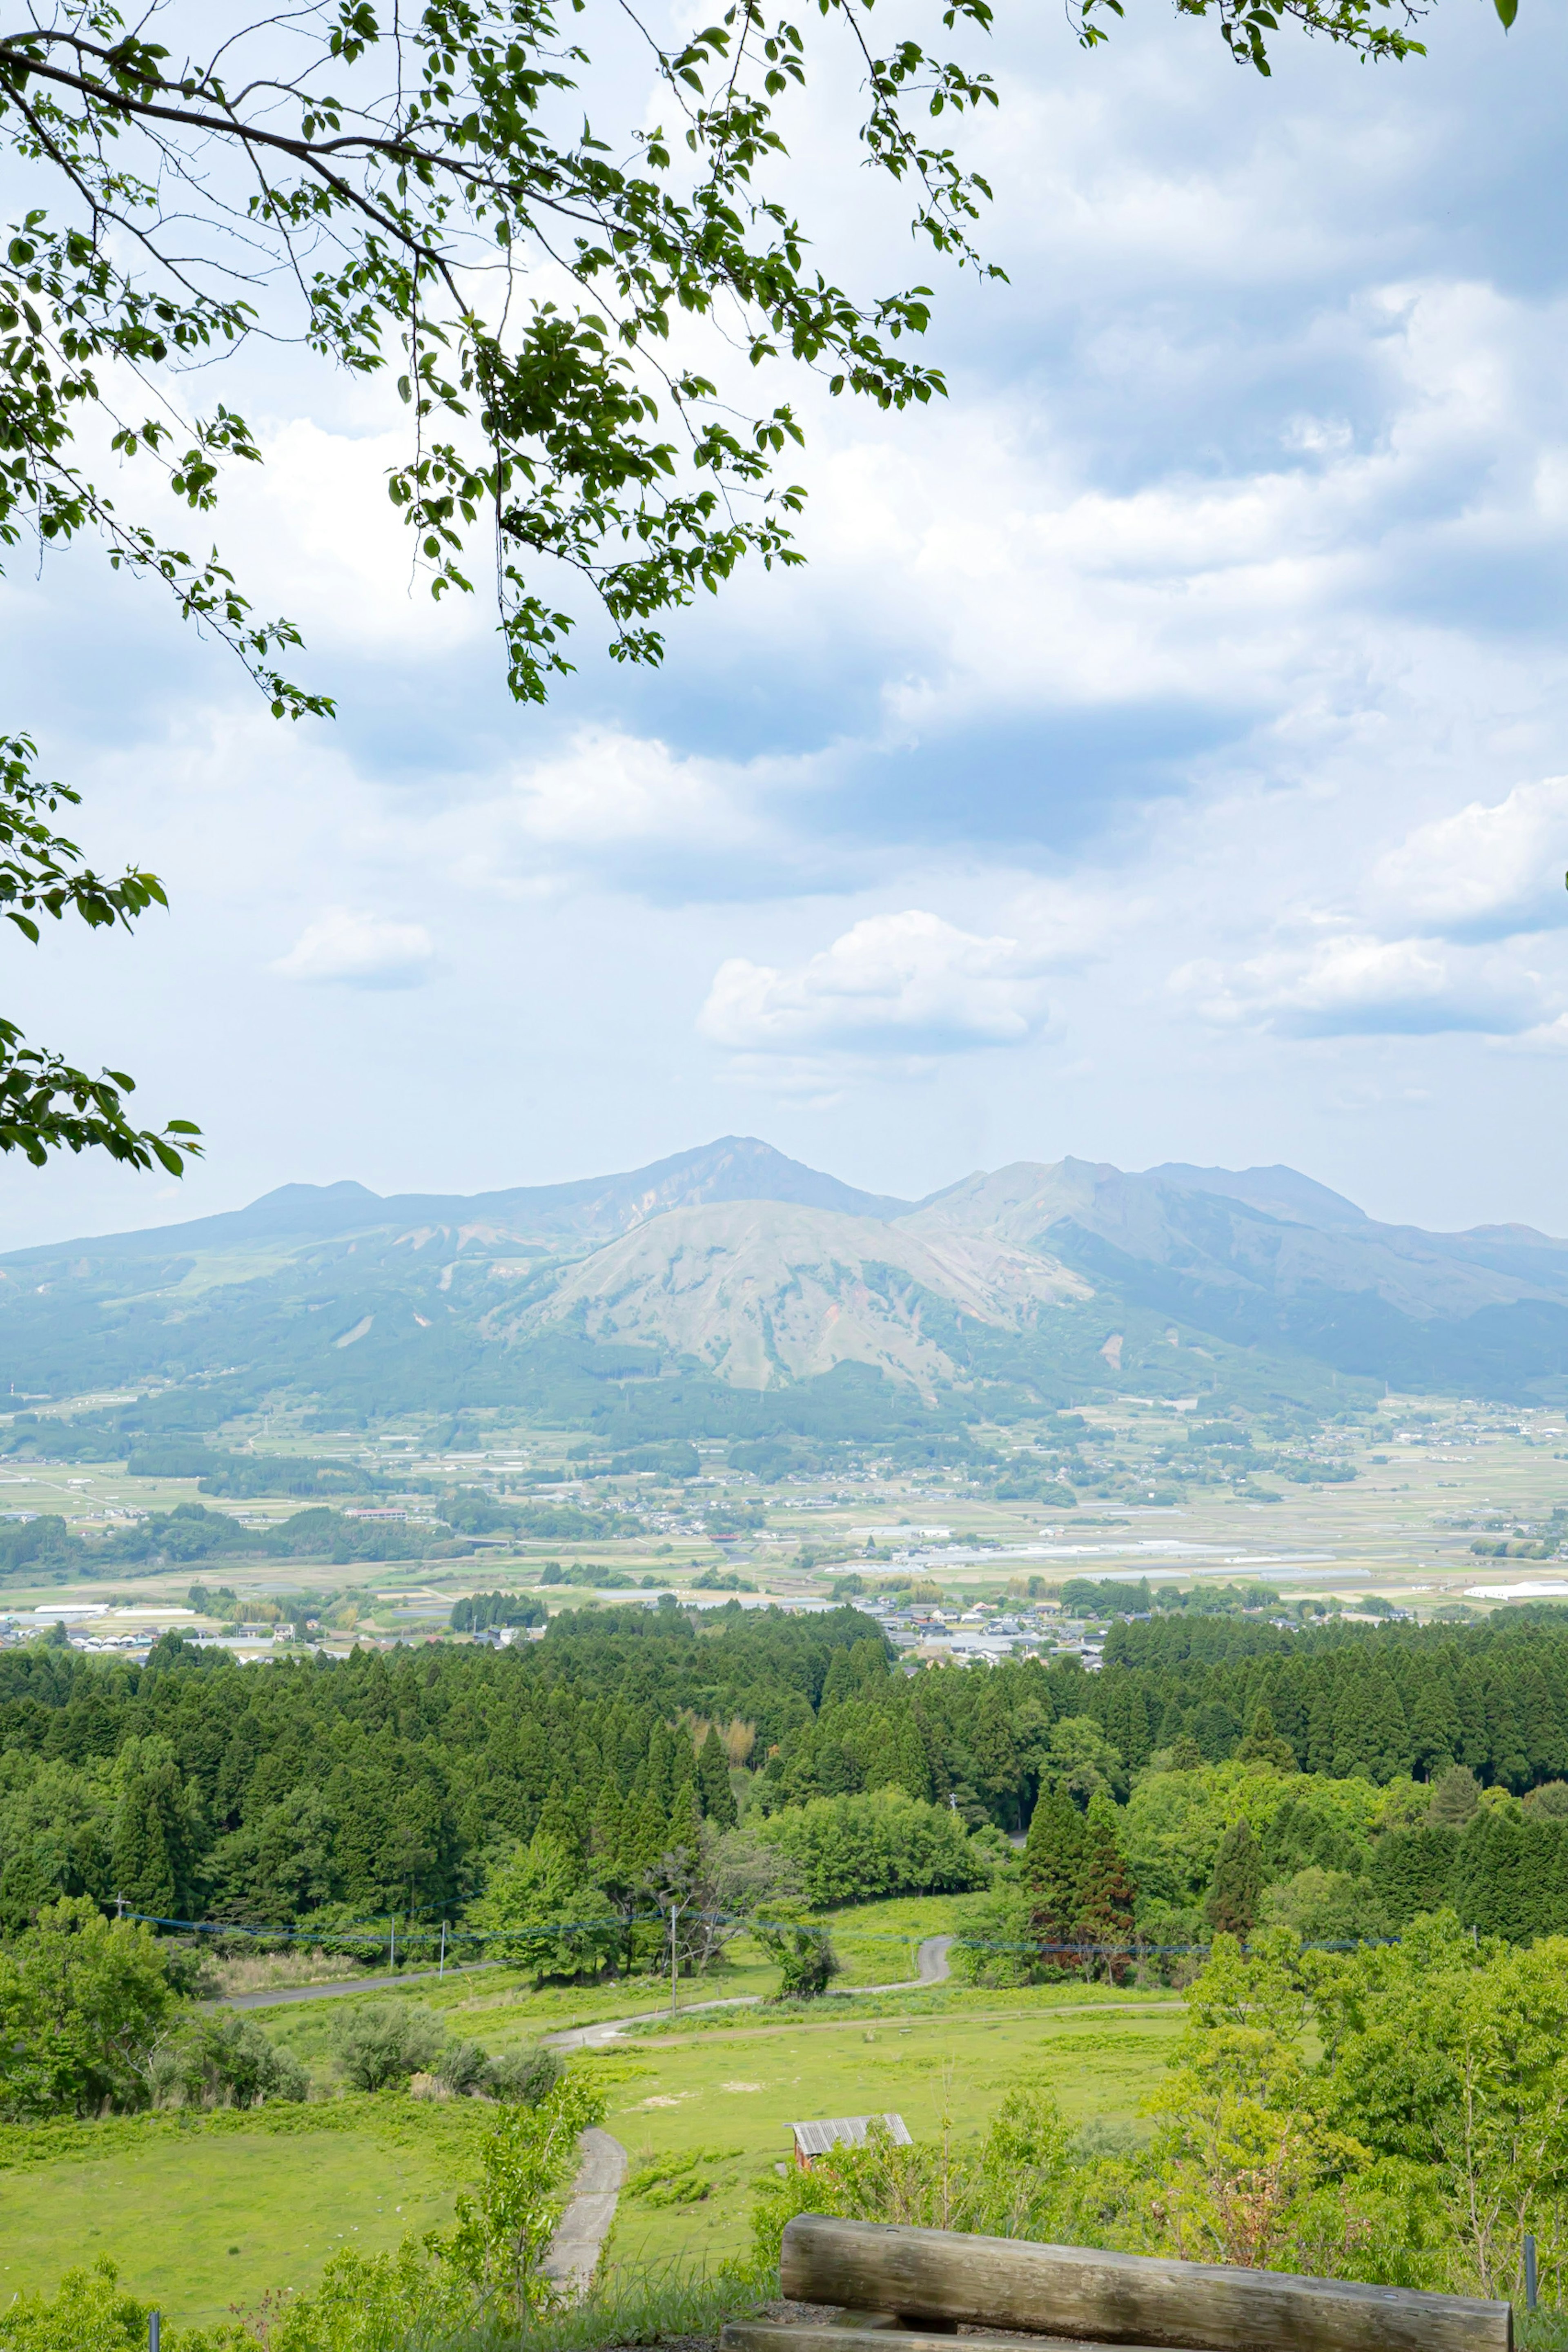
[1313,1915,1568,2298]
[147,2011,307,2110]
[751,1906,841,1999]
[331,2001,447,2093]
[751,2089,1074,2269]
[0,738,200,1173]
[0,2257,225,2352]
[1206,1817,1265,1939]
[753,1786,990,1906]
[483,2046,563,2106]
[450,1592,548,1633]
[0,0,1011,1164]
[468,1833,621,1984]
[443,2070,609,2327]
[0,1896,175,2118]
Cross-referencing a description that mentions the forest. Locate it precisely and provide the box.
[4,1602,1568,1962]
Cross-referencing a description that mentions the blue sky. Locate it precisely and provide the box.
[4,0,1568,1246]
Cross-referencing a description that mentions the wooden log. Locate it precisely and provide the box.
[778,2217,1512,2352]
[724,2321,1200,2352]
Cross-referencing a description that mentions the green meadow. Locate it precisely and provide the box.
[0,1896,1185,2330]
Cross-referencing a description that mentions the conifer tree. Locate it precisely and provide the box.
[1073,1793,1138,1982]
[1024,1784,1085,1967]
[110,1779,177,1918]
[1430,1764,1481,1825]
[697,1728,739,1829]
[1206,1816,1265,1941]
[1236,1705,1296,1771]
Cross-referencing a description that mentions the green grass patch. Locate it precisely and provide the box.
[0,2099,488,2330]
[603,1992,1186,2272]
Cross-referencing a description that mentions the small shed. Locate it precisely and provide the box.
[789,2114,913,2171]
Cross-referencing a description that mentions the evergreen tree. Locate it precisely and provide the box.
[1073,1793,1138,1983]
[1023,1784,1085,1966]
[1368,1823,1459,1928]
[1408,1678,1462,1781]
[1205,1816,1265,1940]
[1430,1764,1481,1825]
[1236,1704,1296,1770]
[110,1778,177,1918]
[697,1727,739,1828]
[1488,1685,1530,1793]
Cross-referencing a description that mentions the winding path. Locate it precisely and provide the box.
[541,1932,954,2051]
[538,1938,955,2294]
[543,2126,628,2297]
[211,1933,957,2028]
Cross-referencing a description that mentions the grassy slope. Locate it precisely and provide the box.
[0,2100,490,2330]
[0,1901,1183,2327]
[603,1989,1186,2272]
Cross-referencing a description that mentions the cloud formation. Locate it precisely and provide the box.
[1373,778,1568,941]
[1174,933,1548,1039]
[273,910,437,989]
[699,910,1056,1058]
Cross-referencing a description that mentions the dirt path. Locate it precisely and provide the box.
[543,2127,628,2297]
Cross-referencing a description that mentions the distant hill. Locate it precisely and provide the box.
[0,1137,910,1264]
[4,1140,1568,1425]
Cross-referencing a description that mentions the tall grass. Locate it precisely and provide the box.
[412,2259,770,2352]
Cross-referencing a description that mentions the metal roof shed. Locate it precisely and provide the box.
[790,2114,913,2170]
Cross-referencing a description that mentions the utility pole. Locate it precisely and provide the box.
[439,1920,447,1980]
[389,1915,396,1973]
[1525,2235,1538,2311]
[149,2312,160,2352]
[115,1893,125,1922]
[670,1903,680,2018]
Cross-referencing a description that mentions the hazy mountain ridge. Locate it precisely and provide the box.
[505,1199,1093,1392]
[4,1138,1568,1412]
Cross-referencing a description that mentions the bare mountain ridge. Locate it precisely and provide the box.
[6,1141,1568,1403]
[506,1199,1092,1391]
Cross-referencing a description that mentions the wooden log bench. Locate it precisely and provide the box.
[723,2215,1512,2352]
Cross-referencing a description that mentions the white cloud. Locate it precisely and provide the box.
[1372,777,1568,940]
[272,909,437,989]
[1172,932,1549,1039]
[699,910,1057,1057]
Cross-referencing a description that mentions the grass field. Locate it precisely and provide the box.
[0,2098,492,2330]
[0,1894,1186,2331]
[601,1989,1185,2271]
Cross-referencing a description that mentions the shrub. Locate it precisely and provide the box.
[486,2047,562,2105]
[149,2013,308,2109]
[331,2002,446,2092]
[751,2091,1073,2270]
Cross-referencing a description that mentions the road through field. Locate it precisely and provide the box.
[543,1933,958,2051]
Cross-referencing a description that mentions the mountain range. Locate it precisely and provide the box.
[4,1138,1568,1431]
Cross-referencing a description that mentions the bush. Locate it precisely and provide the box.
[149,2013,308,2109]
[753,1915,840,2000]
[435,2038,492,2096]
[751,2091,1073,2270]
[332,2002,446,2092]
[0,2258,223,2352]
[486,2046,562,2105]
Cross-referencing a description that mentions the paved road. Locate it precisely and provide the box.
[543,2127,628,2297]
[212,1932,956,2026]
[543,1931,955,2051]
[215,1962,499,2012]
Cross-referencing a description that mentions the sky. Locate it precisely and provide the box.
[4,0,1568,1247]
